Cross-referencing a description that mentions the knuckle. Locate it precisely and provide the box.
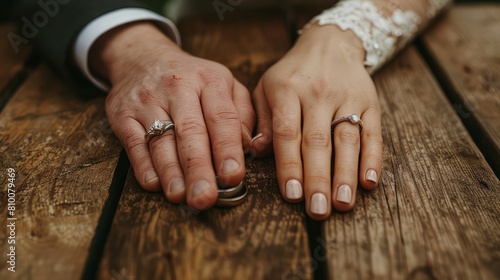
[105,94,127,119]
[279,158,302,170]
[303,130,330,147]
[137,88,157,104]
[105,105,122,122]
[335,127,360,144]
[197,65,231,84]
[275,78,300,93]
[366,98,381,111]
[157,159,181,175]
[310,79,334,101]
[273,122,300,141]
[160,73,185,89]
[207,109,240,125]
[363,129,383,146]
[264,73,300,94]
[123,134,145,154]
[175,116,207,142]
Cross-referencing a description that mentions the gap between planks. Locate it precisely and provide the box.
[80,150,130,280]
[416,4,500,177]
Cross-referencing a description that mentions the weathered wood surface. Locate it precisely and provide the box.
[420,4,500,174]
[0,64,122,279]
[0,24,31,95]
[0,3,499,280]
[97,13,312,280]
[323,46,500,280]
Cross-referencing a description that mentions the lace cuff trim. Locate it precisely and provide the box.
[301,0,450,73]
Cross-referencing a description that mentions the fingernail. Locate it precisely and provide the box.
[144,170,158,183]
[191,180,212,199]
[285,179,303,200]
[336,185,352,204]
[310,193,327,215]
[221,159,240,175]
[168,177,185,195]
[251,133,263,145]
[366,169,378,184]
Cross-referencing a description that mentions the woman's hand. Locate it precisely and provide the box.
[90,22,255,210]
[251,25,383,220]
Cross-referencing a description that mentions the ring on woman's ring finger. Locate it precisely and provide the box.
[145,119,175,143]
[331,114,363,133]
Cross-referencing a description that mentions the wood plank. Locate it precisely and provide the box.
[420,4,500,174]
[98,13,313,280]
[323,46,500,279]
[0,65,122,279]
[180,12,291,91]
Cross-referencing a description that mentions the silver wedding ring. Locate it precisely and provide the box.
[144,119,175,142]
[218,180,244,198]
[331,114,363,132]
[216,179,248,207]
[216,183,249,207]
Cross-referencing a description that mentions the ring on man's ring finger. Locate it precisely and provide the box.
[331,114,363,133]
[145,119,175,142]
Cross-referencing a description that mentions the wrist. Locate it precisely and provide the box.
[296,24,366,66]
[89,21,181,85]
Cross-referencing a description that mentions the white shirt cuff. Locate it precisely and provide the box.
[73,8,181,92]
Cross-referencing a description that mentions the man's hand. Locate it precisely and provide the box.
[89,22,255,209]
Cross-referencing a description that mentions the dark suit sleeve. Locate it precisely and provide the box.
[10,0,148,97]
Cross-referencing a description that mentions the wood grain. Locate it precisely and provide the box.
[180,11,290,91]
[97,13,312,280]
[0,65,121,279]
[323,47,500,280]
[420,4,500,174]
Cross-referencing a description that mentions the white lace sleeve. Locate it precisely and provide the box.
[301,0,452,74]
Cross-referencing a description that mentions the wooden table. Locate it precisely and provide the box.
[1,3,499,280]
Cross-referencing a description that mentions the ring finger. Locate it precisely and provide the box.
[147,116,186,203]
[331,111,363,212]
